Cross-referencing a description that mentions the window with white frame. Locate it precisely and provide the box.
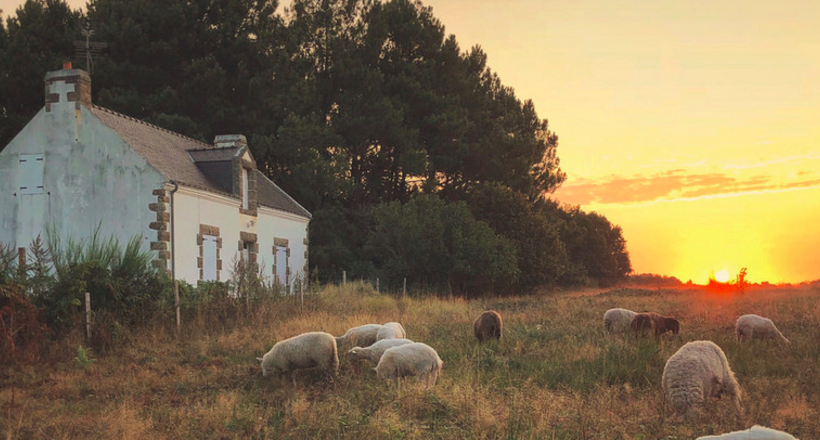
[202,235,218,281]
[242,167,249,209]
[275,245,288,288]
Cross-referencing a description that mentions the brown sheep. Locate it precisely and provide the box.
[631,313,654,337]
[631,312,680,338]
[655,314,681,336]
[474,310,503,342]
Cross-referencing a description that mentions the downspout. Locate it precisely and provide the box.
[169,180,179,331]
[169,180,179,280]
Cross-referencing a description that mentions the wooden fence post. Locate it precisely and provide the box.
[174,281,180,331]
[376,277,379,293]
[342,270,347,286]
[84,292,91,340]
[402,277,407,298]
[17,248,26,281]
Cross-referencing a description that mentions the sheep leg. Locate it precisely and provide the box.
[734,394,743,413]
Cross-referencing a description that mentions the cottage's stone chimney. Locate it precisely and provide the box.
[44,61,91,111]
[214,134,248,149]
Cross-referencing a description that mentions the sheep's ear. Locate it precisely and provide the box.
[256,357,264,362]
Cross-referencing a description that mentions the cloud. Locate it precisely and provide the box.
[557,169,820,206]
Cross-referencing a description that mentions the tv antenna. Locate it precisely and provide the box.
[73,29,108,74]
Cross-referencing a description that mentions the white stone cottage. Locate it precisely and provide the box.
[0,64,311,288]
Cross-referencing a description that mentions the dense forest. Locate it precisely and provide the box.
[0,0,631,294]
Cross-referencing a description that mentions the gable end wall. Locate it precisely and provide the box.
[0,104,166,254]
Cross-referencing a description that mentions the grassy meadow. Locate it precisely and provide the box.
[2,283,819,439]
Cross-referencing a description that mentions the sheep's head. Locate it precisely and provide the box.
[346,347,362,362]
[257,356,268,376]
[668,318,680,335]
[712,376,741,403]
[711,377,724,398]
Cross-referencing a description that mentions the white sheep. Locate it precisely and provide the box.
[376,322,407,340]
[257,331,339,384]
[736,314,790,344]
[696,425,798,440]
[662,340,742,418]
[347,338,414,365]
[603,308,636,335]
[374,342,443,387]
[335,324,383,348]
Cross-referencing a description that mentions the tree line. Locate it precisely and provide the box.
[0,0,631,294]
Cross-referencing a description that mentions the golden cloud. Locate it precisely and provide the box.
[557,169,820,206]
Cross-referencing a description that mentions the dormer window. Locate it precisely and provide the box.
[242,167,249,210]
[196,134,257,215]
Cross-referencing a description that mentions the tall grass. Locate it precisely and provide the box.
[0,229,172,360]
[2,283,819,439]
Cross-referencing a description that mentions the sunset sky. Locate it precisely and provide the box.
[3,0,819,284]
[419,0,820,285]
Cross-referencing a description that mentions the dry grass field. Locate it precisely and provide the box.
[2,283,819,439]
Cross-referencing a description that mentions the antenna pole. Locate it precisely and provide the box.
[74,29,107,75]
[82,29,93,72]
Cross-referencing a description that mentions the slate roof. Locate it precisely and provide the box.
[188,147,241,163]
[256,170,312,218]
[90,105,310,218]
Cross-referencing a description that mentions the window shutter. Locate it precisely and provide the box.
[19,154,45,195]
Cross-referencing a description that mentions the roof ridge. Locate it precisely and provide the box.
[187,146,239,152]
[91,104,213,149]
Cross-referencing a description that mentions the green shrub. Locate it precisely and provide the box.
[367,194,518,295]
[40,227,170,333]
[74,345,96,369]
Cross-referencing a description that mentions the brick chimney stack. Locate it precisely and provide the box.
[214,134,248,149]
[44,61,91,111]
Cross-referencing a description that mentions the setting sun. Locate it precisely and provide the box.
[714,270,731,283]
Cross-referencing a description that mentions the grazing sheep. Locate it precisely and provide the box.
[474,310,503,342]
[696,425,798,440]
[374,342,443,387]
[335,324,383,348]
[662,340,742,418]
[257,332,339,384]
[736,314,790,344]
[376,322,407,341]
[631,312,680,338]
[347,338,414,365]
[603,308,636,335]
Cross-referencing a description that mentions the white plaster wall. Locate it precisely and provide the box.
[257,207,310,288]
[0,101,165,251]
[172,190,246,285]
